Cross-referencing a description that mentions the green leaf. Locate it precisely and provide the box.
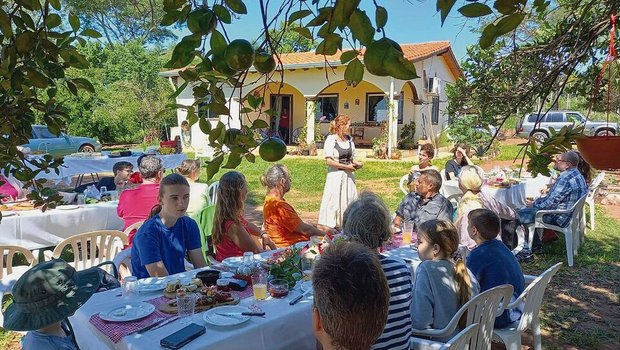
[245,153,256,163]
[45,14,62,29]
[247,95,263,109]
[315,34,342,55]
[291,26,313,40]
[209,103,230,115]
[495,13,525,36]
[15,31,36,54]
[213,5,232,24]
[206,154,224,180]
[161,10,180,26]
[199,117,212,134]
[333,0,360,30]
[81,28,102,38]
[26,69,49,88]
[187,109,198,126]
[344,58,364,86]
[348,10,374,46]
[458,3,493,18]
[223,153,242,169]
[251,119,269,129]
[0,10,13,37]
[494,0,519,15]
[69,12,80,33]
[170,81,189,99]
[210,30,227,55]
[307,7,332,27]
[225,0,247,15]
[49,0,61,10]
[163,0,185,11]
[436,0,457,25]
[375,6,388,29]
[288,10,313,23]
[65,80,77,95]
[340,50,358,64]
[72,78,95,93]
[188,8,214,34]
[209,122,226,144]
[479,23,498,49]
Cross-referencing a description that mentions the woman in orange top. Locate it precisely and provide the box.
[261,164,337,248]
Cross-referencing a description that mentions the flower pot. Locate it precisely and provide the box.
[576,136,620,170]
[302,150,310,156]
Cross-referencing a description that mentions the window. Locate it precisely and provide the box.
[397,94,404,124]
[196,95,215,119]
[567,112,585,124]
[547,112,564,122]
[35,127,59,139]
[431,96,439,125]
[315,95,338,122]
[366,94,387,122]
[528,114,543,123]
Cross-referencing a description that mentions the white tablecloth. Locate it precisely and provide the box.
[34,154,187,183]
[70,247,421,350]
[0,201,122,250]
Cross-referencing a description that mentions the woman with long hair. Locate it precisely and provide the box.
[444,143,472,180]
[212,171,276,261]
[318,115,362,228]
[131,173,207,279]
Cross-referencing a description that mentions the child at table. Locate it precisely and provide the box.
[212,171,276,261]
[466,208,525,328]
[411,219,479,341]
[131,173,207,279]
[3,259,101,350]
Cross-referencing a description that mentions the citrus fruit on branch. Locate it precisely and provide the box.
[225,39,255,71]
[254,51,276,74]
[259,137,287,162]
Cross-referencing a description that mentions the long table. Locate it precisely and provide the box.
[441,176,551,208]
[0,201,123,250]
[70,246,421,350]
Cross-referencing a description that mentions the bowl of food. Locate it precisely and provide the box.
[196,269,221,286]
[268,279,289,298]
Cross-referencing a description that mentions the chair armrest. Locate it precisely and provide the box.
[535,208,572,221]
[524,274,537,284]
[412,327,453,338]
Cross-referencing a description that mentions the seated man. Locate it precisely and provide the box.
[518,151,588,251]
[96,161,133,191]
[466,209,525,328]
[117,156,162,245]
[312,242,390,350]
[393,169,453,230]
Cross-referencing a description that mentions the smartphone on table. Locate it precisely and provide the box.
[160,323,206,349]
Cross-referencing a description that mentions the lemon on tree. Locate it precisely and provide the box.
[253,51,276,74]
[363,38,417,80]
[259,137,287,162]
[225,39,255,71]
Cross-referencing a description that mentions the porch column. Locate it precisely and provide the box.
[306,99,316,145]
[387,77,395,158]
[391,93,399,149]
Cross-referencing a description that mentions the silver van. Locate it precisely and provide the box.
[516,110,618,142]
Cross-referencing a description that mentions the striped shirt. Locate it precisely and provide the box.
[373,255,413,350]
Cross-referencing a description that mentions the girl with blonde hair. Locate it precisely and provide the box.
[175,159,208,217]
[456,165,516,249]
[318,115,363,228]
[411,219,479,340]
[212,171,276,261]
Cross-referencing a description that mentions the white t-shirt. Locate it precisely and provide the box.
[323,134,356,159]
[187,182,209,217]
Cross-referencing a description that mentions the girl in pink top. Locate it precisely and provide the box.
[213,171,276,261]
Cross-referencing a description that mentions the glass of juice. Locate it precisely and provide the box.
[401,221,414,246]
[252,269,268,300]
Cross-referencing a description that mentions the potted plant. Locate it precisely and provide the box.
[391,150,402,160]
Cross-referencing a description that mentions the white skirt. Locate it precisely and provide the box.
[318,168,358,228]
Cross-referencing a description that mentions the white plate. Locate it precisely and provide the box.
[1,211,16,217]
[203,306,250,327]
[300,280,313,293]
[100,302,155,322]
[57,205,79,210]
[137,278,167,292]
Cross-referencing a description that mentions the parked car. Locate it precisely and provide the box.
[516,110,619,142]
[22,125,102,158]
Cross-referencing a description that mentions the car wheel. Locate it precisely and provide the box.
[532,131,548,143]
[596,129,615,137]
[79,144,96,153]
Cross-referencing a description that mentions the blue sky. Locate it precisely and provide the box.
[178,1,480,62]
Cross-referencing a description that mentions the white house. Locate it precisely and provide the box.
[159,41,463,156]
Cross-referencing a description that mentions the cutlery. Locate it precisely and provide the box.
[289,288,312,305]
[127,316,179,336]
[215,312,265,317]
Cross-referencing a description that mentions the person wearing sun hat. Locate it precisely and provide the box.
[3,259,101,350]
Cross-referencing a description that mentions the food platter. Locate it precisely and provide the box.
[158,285,239,314]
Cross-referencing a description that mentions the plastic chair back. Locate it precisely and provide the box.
[0,245,35,279]
[195,205,216,262]
[517,262,562,333]
[400,174,410,195]
[207,181,220,206]
[52,230,128,272]
[440,323,480,350]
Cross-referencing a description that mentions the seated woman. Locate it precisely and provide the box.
[261,164,336,248]
[455,165,516,249]
[175,159,208,217]
[0,175,26,202]
[213,171,276,261]
[444,143,472,180]
[342,191,412,350]
[131,173,207,279]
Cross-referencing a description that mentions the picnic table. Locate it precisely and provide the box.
[70,245,421,350]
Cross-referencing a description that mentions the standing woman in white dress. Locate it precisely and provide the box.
[318,115,363,228]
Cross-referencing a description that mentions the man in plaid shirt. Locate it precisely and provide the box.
[519,151,588,251]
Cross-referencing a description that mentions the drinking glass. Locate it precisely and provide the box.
[176,293,196,324]
[77,194,85,205]
[122,276,138,298]
[252,270,268,301]
[100,186,107,194]
[268,279,289,298]
[401,222,414,246]
[301,258,314,280]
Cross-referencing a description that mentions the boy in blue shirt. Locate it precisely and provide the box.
[466,208,525,328]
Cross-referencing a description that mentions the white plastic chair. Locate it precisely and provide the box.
[123,220,145,238]
[50,230,128,273]
[207,181,220,206]
[440,323,480,350]
[585,171,605,231]
[410,284,514,350]
[0,245,36,328]
[493,262,563,350]
[400,174,410,195]
[533,194,587,267]
[447,193,462,211]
